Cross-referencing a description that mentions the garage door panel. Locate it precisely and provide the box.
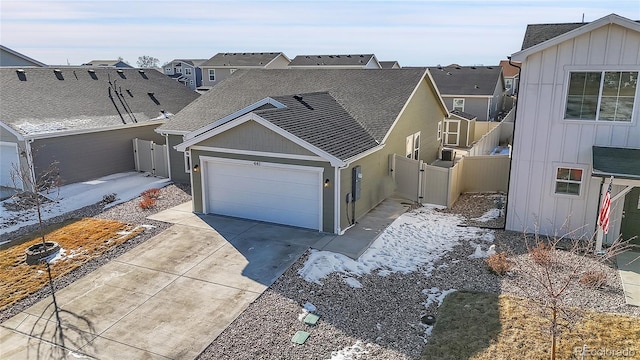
[204,159,322,230]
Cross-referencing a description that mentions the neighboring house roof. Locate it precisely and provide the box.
[449,109,477,121]
[159,68,446,149]
[168,59,209,67]
[201,52,288,67]
[592,146,640,180]
[256,92,379,159]
[427,65,503,96]
[499,60,520,78]
[521,23,586,50]
[379,61,401,69]
[0,45,47,67]
[289,54,379,67]
[0,67,199,138]
[83,60,133,68]
[513,14,640,61]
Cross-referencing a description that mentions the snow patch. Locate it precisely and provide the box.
[422,287,457,308]
[468,244,496,259]
[299,207,493,286]
[328,340,369,360]
[343,277,362,288]
[472,208,502,222]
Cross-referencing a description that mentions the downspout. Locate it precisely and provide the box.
[25,139,36,192]
[163,133,172,181]
[502,56,521,230]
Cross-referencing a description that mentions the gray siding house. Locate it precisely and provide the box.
[428,65,506,121]
[0,45,46,67]
[156,68,448,234]
[288,54,382,69]
[199,52,290,88]
[163,59,207,90]
[506,14,640,247]
[0,67,199,189]
[83,59,133,68]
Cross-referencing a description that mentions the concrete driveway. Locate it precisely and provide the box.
[0,202,327,359]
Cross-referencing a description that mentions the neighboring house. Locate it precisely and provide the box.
[156,68,448,234]
[380,61,401,69]
[499,59,520,96]
[442,110,477,147]
[82,60,133,68]
[0,67,199,189]
[0,45,47,67]
[428,65,506,121]
[288,54,381,69]
[163,59,208,90]
[199,52,290,88]
[506,14,640,247]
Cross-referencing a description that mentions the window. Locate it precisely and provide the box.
[184,152,191,173]
[565,71,637,121]
[554,167,583,195]
[208,69,216,81]
[406,132,420,160]
[453,98,465,112]
[505,78,513,90]
[184,68,192,75]
[164,67,171,73]
[437,121,443,141]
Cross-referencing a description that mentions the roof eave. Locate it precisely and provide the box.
[512,14,640,61]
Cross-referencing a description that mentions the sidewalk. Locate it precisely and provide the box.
[617,251,640,307]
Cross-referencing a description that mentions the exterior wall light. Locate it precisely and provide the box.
[193,164,199,172]
[324,179,330,188]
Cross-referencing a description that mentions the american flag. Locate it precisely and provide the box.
[599,181,612,234]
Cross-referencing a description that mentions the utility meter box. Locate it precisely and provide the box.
[352,166,362,201]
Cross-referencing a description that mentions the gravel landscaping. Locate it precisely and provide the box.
[1,187,637,360]
[197,192,639,360]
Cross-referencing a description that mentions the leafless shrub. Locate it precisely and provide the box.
[486,252,513,275]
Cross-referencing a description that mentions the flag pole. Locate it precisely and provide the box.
[595,176,613,254]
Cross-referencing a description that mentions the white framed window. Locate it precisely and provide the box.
[505,78,513,90]
[453,98,465,112]
[437,121,443,141]
[184,152,191,173]
[405,132,420,160]
[554,167,584,196]
[164,67,171,73]
[184,68,192,75]
[208,69,216,81]
[190,80,194,85]
[230,68,237,74]
[565,71,637,122]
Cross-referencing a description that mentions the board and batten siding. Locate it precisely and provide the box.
[506,23,640,237]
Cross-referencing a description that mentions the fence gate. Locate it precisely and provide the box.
[133,138,168,178]
[391,154,422,202]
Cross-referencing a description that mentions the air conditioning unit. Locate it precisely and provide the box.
[441,148,456,161]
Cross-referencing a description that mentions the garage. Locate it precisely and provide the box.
[202,157,323,230]
[0,142,21,189]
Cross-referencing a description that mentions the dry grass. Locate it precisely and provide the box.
[486,252,513,275]
[422,291,640,359]
[0,218,143,311]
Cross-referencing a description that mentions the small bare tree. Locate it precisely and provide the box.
[512,222,633,360]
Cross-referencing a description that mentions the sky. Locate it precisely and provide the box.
[1,0,639,67]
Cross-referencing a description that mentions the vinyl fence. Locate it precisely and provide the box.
[133,138,169,178]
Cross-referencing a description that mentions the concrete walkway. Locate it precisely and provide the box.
[617,251,640,307]
[1,205,324,359]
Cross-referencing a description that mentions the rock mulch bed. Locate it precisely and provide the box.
[197,192,638,360]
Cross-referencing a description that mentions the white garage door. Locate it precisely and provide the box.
[0,142,22,189]
[203,158,323,230]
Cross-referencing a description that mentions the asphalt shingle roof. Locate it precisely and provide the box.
[592,146,640,179]
[201,52,285,67]
[521,23,587,50]
[289,54,375,67]
[0,67,200,136]
[449,109,477,121]
[159,68,429,158]
[257,92,379,160]
[427,65,502,96]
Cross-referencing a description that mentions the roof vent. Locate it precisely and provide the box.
[53,69,64,80]
[487,66,493,69]
[117,69,126,79]
[471,66,476,69]
[148,92,160,105]
[88,69,98,80]
[474,85,479,89]
[347,55,351,58]
[16,69,26,81]
[138,69,148,79]
[359,55,364,57]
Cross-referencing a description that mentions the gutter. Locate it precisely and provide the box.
[502,56,521,231]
